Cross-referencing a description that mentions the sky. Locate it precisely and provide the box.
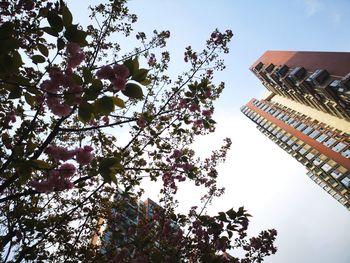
[68,1,350,262]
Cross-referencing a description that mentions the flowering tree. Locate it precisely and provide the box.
[0,0,277,262]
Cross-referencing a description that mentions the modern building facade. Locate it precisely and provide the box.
[92,190,164,252]
[241,51,350,211]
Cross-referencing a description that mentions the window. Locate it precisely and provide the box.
[302,126,313,135]
[306,149,318,160]
[313,157,323,166]
[299,148,308,155]
[272,128,280,135]
[341,177,350,188]
[277,113,285,119]
[291,121,301,128]
[286,118,295,125]
[296,123,306,131]
[323,137,337,147]
[316,133,328,143]
[331,169,343,179]
[282,115,290,121]
[272,110,281,117]
[309,130,321,139]
[276,131,284,138]
[331,142,346,153]
[281,135,289,142]
[287,139,295,146]
[341,148,350,158]
[321,163,332,172]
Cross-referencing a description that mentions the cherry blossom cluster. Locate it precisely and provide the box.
[39,42,85,117]
[40,68,82,117]
[45,145,94,165]
[66,42,85,70]
[28,146,94,192]
[28,163,75,192]
[96,64,129,91]
[3,110,16,128]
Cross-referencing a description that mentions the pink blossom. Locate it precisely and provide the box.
[148,53,156,66]
[40,79,59,93]
[136,115,146,129]
[112,77,127,91]
[202,110,212,118]
[66,42,85,69]
[75,146,94,165]
[50,103,72,117]
[189,103,200,112]
[45,146,75,162]
[67,52,85,69]
[58,163,76,178]
[4,111,16,127]
[113,64,129,78]
[170,149,183,159]
[102,116,109,125]
[66,42,80,54]
[178,99,188,109]
[96,65,115,80]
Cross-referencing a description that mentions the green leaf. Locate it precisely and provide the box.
[8,86,22,99]
[41,26,59,37]
[24,93,35,107]
[138,78,152,86]
[82,67,93,83]
[78,102,94,123]
[64,25,88,46]
[71,73,83,85]
[98,158,121,184]
[31,55,46,64]
[47,11,63,32]
[94,96,115,115]
[57,38,65,51]
[0,22,13,38]
[113,97,125,108]
[132,68,149,82]
[29,160,51,170]
[122,83,143,100]
[84,85,101,101]
[37,44,49,57]
[62,6,73,28]
[123,57,139,76]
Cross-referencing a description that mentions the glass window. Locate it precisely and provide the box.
[341,177,350,188]
[272,128,280,135]
[277,113,285,119]
[323,137,337,147]
[276,131,284,138]
[282,115,290,121]
[261,105,269,111]
[321,163,332,172]
[341,148,350,158]
[286,118,295,125]
[332,142,347,153]
[331,169,343,179]
[291,121,301,128]
[272,110,281,117]
[306,150,317,160]
[287,139,295,146]
[302,126,313,135]
[313,157,323,166]
[281,135,289,142]
[296,123,306,131]
[309,130,321,139]
[299,148,308,155]
[316,134,328,143]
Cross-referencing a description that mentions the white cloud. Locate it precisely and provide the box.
[304,0,322,16]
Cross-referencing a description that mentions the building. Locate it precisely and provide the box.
[241,51,350,211]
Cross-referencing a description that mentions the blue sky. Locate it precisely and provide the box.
[69,1,350,262]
